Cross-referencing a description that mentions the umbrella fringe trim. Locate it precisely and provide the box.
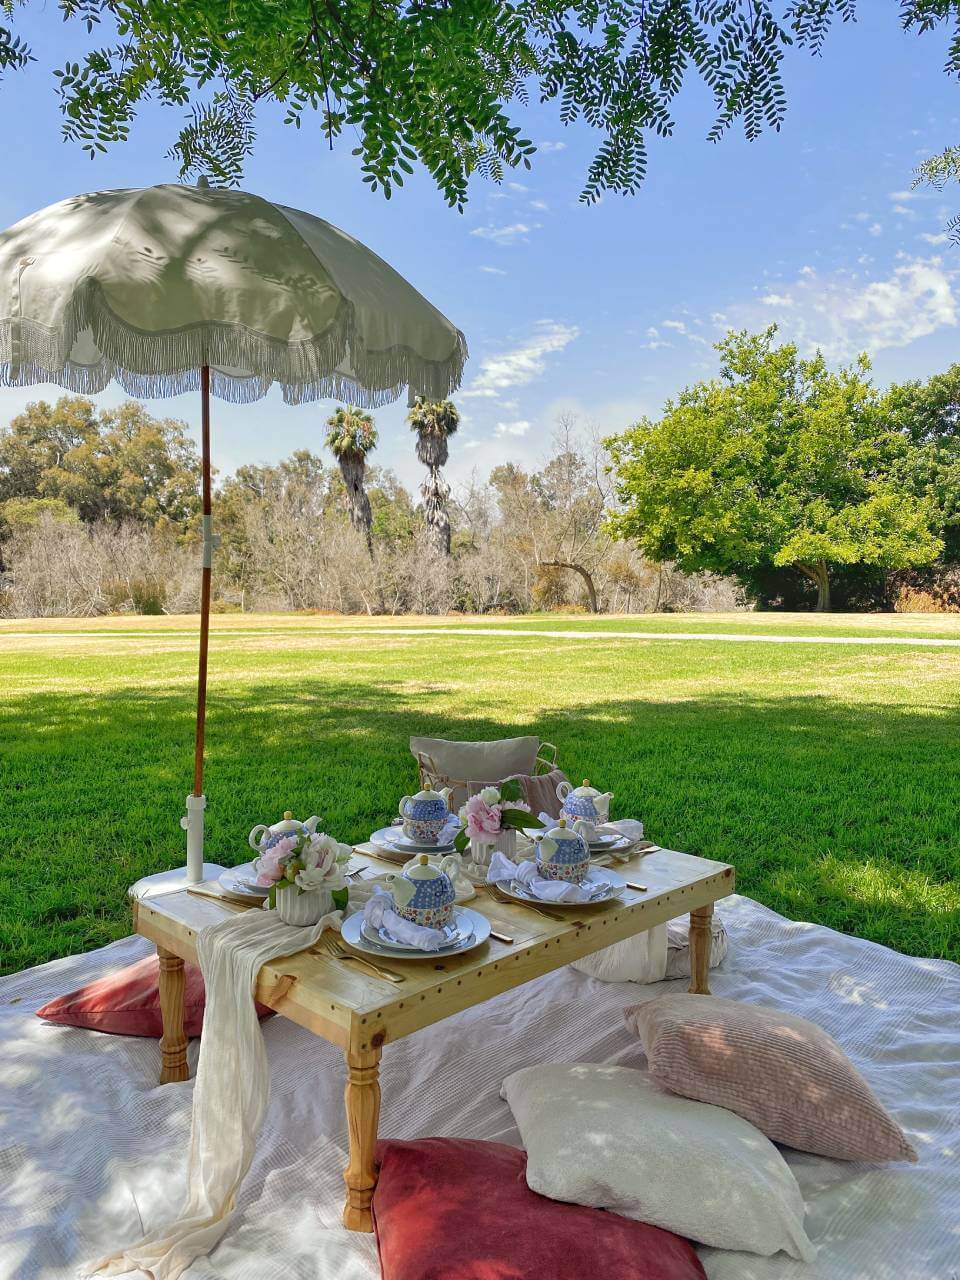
[0,285,467,407]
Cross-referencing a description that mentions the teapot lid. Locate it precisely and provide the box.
[570,778,601,798]
[406,853,448,880]
[543,817,585,843]
[411,785,446,801]
[272,810,305,833]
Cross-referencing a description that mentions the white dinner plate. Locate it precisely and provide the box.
[369,825,460,860]
[360,917,474,953]
[219,865,269,899]
[341,906,490,960]
[493,865,625,908]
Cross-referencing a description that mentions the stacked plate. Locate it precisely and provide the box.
[493,865,626,908]
[219,863,269,901]
[521,827,634,858]
[368,823,460,863]
[341,906,490,960]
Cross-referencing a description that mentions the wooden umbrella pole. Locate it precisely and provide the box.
[181,365,214,882]
[194,365,213,797]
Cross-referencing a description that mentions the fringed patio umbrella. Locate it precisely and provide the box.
[0,180,466,885]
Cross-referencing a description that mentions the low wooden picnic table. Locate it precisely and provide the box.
[133,844,735,1232]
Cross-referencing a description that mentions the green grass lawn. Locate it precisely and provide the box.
[1,612,958,973]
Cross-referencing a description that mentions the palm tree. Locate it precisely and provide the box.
[325,406,377,548]
[407,397,459,555]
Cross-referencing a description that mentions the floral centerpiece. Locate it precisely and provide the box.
[454,779,543,864]
[255,829,352,925]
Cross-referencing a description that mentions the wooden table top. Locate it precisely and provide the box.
[134,845,734,1057]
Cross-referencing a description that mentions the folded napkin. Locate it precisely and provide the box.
[361,888,449,951]
[486,851,609,904]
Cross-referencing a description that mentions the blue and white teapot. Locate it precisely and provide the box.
[556,778,613,826]
[390,853,458,928]
[248,810,319,854]
[535,818,590,884]
[398,784,453,845]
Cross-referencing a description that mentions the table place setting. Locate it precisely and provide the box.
[486,821,627,907]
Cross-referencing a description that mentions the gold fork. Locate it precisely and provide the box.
[486,884,573,924]
[313,933,406,984]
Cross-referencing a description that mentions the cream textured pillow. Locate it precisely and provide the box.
[501,1063,816,1261]
[410,735,539,783]
[625,994,918,1163]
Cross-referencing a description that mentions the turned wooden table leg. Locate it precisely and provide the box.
[688,904,713,995]
[342,1045,382,1232]
[158,946,190,1083]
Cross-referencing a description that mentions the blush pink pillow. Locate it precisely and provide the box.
[625,994,917,1164]
[373,1137,706,1280]
[37,954,273,1037]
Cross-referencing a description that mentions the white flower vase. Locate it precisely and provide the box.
[275,884,334,926]
[467,836,495,873]
[491,828,518,860]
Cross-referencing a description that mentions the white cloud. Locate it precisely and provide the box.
[662,319,688,333]
[889,189,924,202]
[893,204,917,219]
[478,265,507,275]
[530,199,549,211]
[539,141,566,154]
[868,222,883,237]
[759,292,794,306]
[920,231,950,245]
[460,321,580,400]
[853,211,872,222]
[728,256,958,360]
[469,222,538,246]
[495,419,532,437]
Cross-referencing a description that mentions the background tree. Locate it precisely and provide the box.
[408,397,459,556]
[608,329,944,611]
[0,396,202,531]
[325,407,377,549]
[2,4,956,207]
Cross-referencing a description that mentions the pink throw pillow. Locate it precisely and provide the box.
[373,1137,706,1280]
[625,994,917,1163]
[37,953,273,1037]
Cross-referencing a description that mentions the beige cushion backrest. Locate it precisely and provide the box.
[411,736,539,783]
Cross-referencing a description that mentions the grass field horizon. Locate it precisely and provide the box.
[2,611,958,973]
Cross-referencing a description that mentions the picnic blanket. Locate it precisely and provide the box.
[1,894,957,1279]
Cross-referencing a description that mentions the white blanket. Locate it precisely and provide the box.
[1,895,957,1280]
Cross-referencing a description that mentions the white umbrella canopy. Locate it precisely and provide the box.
[0,182,466,405]
[0,181,467,883]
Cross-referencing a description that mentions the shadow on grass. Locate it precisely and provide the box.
[1,676,958,971]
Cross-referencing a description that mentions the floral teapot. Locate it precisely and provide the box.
[556,778,613,826]
[389,853,458,928]
[535,818,590,884]
[248,810,320,854]
[398,785,453,845]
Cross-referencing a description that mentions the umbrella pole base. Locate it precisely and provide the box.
[129,864,229,901]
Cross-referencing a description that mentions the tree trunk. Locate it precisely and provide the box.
[541,560,599,612]
[797,561,831,611]
[337,455,373,551]
[420,467,451,556]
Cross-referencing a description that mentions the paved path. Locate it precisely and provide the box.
[6,625,960,647]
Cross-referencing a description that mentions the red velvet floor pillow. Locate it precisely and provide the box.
[373,1137,706,1280]
[36,953,273,1037]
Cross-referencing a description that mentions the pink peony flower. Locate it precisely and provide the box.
[464,794,502,839]
[254,835,297,886]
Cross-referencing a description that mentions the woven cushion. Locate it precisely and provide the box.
[36,953,272,1038]
[467,768,569,819]
[372,1136,706,1280]
[626,994,917,1163]
[501,1063,815,1260]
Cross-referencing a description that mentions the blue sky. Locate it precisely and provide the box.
[1,6,959,494]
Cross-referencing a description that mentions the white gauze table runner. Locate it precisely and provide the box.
[87,904,341,1280]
